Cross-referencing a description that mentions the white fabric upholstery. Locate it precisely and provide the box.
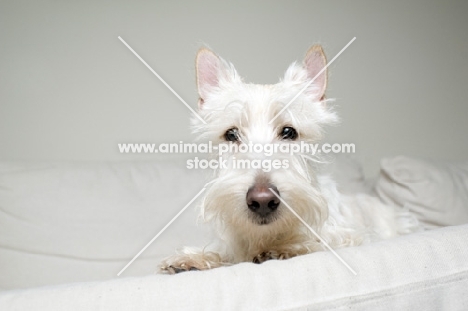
[0,160,210,290]
[0,224,467,310]
[375,156,468,229]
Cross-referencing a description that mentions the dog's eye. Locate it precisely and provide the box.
[280,127,298,140]
[224,128,240,142]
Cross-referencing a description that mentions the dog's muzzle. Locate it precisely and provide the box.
[246,185,280,221]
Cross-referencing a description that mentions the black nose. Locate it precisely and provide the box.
[246,185,280,217]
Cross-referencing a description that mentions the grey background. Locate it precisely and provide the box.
[1,0,467,176]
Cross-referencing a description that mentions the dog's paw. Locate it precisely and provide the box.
[253,251,274,264]
[159,263,201,274]
[159,250,225,274]
[252,251,291,264]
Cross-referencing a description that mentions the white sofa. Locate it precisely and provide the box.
[1,157,467,310]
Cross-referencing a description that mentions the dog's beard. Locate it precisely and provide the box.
[199,154,329,239]
[248,213,278,226]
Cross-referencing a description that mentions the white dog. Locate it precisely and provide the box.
[160,45,419,274]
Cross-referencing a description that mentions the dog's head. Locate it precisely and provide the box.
[192,46,338,238]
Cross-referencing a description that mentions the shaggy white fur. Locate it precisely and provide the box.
[159,45,420,274]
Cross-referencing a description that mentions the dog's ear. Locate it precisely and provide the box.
[304,45,327,100]
[196,48,222,108]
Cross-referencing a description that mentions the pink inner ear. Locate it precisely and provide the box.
[197,51,220,100]
[304,47,327,100]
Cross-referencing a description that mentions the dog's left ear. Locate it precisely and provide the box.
[304,45,327,101]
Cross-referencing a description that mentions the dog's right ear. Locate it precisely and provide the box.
[304,45,327,101]
[196,48,222,108]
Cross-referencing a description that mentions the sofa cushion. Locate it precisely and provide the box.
[0,160,209,290]
[1,224,467,310]
[375,156,468,229]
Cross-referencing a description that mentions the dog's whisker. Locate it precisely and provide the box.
[299,155,312,182]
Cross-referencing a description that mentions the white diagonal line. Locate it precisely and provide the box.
[269,188,357,275]
[269,37,356,124]
[118,36,207,124]
[117,187,206,276]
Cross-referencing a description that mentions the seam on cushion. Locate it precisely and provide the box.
[0,245,154,262]
[282,269,468,311]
